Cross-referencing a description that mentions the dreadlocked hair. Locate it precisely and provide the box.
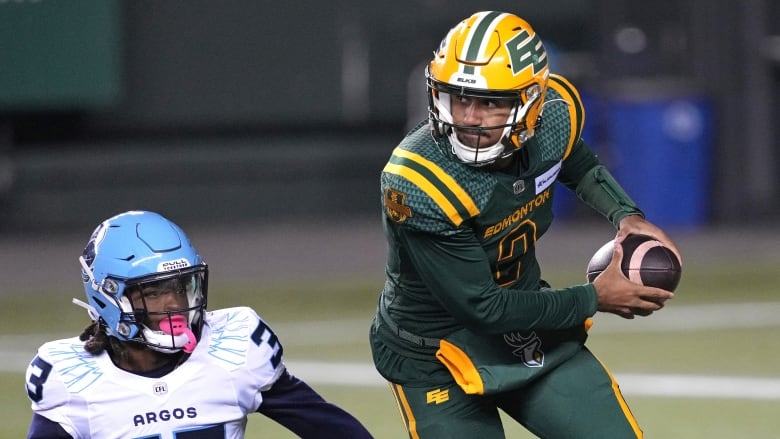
[78,320,132,363]
[79,320,106,354]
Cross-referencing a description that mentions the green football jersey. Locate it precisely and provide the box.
[372,75,644,373]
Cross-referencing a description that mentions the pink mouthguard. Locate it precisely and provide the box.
[161,315,197,353]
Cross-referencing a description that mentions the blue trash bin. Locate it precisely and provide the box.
[605,89,712,228]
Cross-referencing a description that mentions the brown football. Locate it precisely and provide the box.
[586,234,682,292]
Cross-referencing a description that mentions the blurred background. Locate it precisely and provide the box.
[0,0,778,232]
[3,2,780,437]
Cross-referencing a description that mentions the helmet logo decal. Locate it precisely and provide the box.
[505,30,548,76]
[384,187,413,223]
[81,223,108,283]
[158,258,191,272]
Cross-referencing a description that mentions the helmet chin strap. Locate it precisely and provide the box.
[74,300,199,354]
[448,126,509,166]
[435,98,506,165]
[433,89,542,166]
[73,297,100,321]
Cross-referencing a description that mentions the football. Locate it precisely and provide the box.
[586,234,682,292]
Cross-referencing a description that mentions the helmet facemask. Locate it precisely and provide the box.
[428,76,545,166]
[124,268,207,354]
[78,255,208,354]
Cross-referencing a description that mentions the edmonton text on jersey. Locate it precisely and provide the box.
[483,188,551,239]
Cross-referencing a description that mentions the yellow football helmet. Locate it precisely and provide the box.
[427,11,550,166]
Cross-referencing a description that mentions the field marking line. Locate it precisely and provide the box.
[7,353,780,400]
[615,373,780,400]
[589,301,780,333]
[271,300,780,338]
[284,361,780,400]
[6,302,780,400]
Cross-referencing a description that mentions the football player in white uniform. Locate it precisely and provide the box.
[24,210,373,438]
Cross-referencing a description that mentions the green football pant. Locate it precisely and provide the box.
[388,347,642,439]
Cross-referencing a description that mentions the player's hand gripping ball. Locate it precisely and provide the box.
[586,234,682,292]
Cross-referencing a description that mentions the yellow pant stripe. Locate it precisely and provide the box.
[389,381,420,439]
[596,358,644,438]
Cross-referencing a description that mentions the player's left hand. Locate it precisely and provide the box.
[592,239,674,319]
[616,214,682,266]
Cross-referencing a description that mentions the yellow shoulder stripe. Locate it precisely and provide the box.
[547,74,585,160]
[383,147,479,226]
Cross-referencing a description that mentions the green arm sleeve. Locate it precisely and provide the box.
[574,164,644,228]
[558,139,643,228]
[399,226,598,334]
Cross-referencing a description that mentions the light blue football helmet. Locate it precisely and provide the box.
[76,210,208,353]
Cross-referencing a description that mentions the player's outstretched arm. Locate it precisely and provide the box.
[592,237,675,319]
[257,370,373,438]
[26,413,72,439]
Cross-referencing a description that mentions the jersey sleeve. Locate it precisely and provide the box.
[399,225,598,334]
[25,340,91,439]
[558,137,601,189]
[381,118,499,237]
[26,413,73,439]
[208,309,372,436]
[547,75,644,227]
[204,307,286,412]
[542,73,586,161]
[382,147,482,234]
[257,370,372,437]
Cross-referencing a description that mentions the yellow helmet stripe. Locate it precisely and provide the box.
[383,147,480,226]
[460,11,506,76]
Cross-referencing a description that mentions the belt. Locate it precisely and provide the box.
[378,298,440,347]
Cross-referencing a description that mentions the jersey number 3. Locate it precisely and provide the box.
[252,320,284,369]
[26,355,53,403]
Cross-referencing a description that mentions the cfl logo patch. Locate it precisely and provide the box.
[153,382,168,396]
[426,388,449,404]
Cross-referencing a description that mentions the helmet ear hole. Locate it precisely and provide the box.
[92,296,108,310]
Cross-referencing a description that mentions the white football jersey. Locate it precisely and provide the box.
[25,307,286,439]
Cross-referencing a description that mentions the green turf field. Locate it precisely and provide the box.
[5,262,780,438]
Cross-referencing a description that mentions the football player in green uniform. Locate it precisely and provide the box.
[369,11,681,439]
